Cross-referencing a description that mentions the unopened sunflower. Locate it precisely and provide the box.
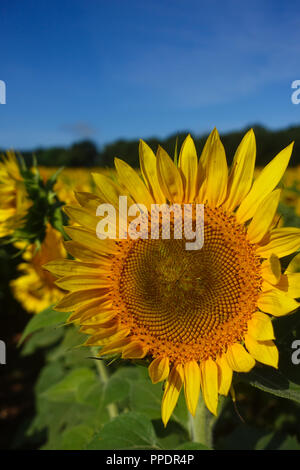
[45,129,300,426]
[0,151,31,237]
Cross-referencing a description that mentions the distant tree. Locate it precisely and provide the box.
[3,124,300,168]
[68,140,98,166]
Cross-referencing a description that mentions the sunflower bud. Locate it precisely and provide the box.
[0,152,67,250]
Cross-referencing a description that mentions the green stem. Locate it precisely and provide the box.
[91,347,118,420]
[190,396,214,448]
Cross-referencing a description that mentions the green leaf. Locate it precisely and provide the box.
[31,399,108,449]
[256,432,300,450]
[219,424,268,450]
[113,365,142,381]
[76,379,103,407]
[129,372,189,431]
[42,367,96,403]
[103,375,131,406]
[129,379,163,420]
[86,412,159,450]
[237,320,300,405]
[60,424,95,450]
[21,326,64,356]
[19,306,70,345]
[155,429,185,450]
[238,364,300,404]
[175,442,210,450]
[45,325,88,366]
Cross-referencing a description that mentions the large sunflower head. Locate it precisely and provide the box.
[45,129,300,426]
[0,151,31,237]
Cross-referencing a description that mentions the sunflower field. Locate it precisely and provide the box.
[1,129,300,452]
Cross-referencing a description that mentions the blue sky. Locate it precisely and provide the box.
[1,0,300,150]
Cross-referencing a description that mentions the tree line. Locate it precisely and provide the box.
[3,124,300,168]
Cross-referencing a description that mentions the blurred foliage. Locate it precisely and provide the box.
[8,303,300,450]
[4,124,300,168]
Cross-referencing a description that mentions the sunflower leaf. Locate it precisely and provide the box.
[237,363,300,404]
[86,412,160,450]
[18,306,70,345]
[175,441,210,450]
[42,367,96,403]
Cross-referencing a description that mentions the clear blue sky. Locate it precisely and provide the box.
[1,0,300,150]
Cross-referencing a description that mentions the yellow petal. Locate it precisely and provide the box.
[197,129,219,202]
[66,296,112,323]
[64,205,99,230]
[183,360,201,416]
[64,226,117,255]
[64,240,106,262]
[261,254,282,285]
[258,290,300,316]
[223,129,256,212]
[75,191,104,213]
[256,228,300,258]
[161,364,184,427]
[114,158,154,210]
[244,335,278,368]
[54,288,107,311]
[139,139,165,203]
[80,300,112,321]
[83,327,129,345]
[200,358,219,416]
[148,357,170,384]
[121,341,148,359]
[216,354,233,396]
[44,259,103,277]
[286,254,300,273]
[156,146,184,203]
[247,189,281,244]
[178,135,198,202]
[276,273,300,298]
[236,142,294,223]
[83,323,119,342]
[247,311,275,340]
[98,337,130,356]
[92,172,133,208]
[204,130,228,207]
[226,343,255,372]
[199,128,218,170]
[80,311,116,325]
[55,274,108,291]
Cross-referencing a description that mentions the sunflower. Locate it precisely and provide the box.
[0,151,31,237]
[11,224,66,314]
[45,129,300,426]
